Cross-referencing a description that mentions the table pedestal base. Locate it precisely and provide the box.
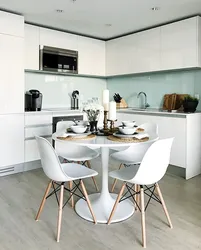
[75,193,134,224]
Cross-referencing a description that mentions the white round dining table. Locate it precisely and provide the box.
[52,132,158,224]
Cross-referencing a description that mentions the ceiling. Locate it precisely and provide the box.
[1,0,201,39]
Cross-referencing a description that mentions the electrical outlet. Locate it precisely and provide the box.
[195,94,200,100]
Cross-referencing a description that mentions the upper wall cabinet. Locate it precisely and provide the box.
[40,28,78,51]
[25,24,40,70]
[106,16,201,76]
[78,36,105,76]
[0,11,24,37]
[0,11,24,114]
[106,27,160,76]
[160,17,198,70]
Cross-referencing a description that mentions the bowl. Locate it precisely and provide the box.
[119,126,137,135]
[71,125,87,134]
[122,120,136,127]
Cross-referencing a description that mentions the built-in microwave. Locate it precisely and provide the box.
[39,45,78,74]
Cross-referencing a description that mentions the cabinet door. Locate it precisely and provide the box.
[106,35,133,76]
[25,24,40,70]
[40,28,78,51]
[0,34,24,114]
[0,11,24,37]
[131,28,160,73]
[0,114,24,167]
[161,17,198,70]
[78,36,105,76]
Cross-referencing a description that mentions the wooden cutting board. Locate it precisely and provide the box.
[163,94,188,110]
[163,94,177,110]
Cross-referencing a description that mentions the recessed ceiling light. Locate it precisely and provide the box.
[151,7,160,11]
[105,24,112,27]
[56,9,64,13]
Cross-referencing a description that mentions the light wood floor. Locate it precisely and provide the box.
[0,158,201,250]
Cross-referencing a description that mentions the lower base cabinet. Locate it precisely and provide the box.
[117,112,201,179]
[0,114,24,176]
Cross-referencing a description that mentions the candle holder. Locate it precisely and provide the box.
[103,110,109,131]
[108,119,117,134]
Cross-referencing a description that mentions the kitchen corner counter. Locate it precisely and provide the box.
[117,108,201,118]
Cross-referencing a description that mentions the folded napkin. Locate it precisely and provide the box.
[134,133,149,139]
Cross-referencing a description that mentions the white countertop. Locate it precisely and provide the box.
[117,107,201,117]
[25,107,83,116]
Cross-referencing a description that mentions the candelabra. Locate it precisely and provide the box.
[107,119,117,134]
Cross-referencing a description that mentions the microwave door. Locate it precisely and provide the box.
[61,55,77,73]
[42,52,61,72]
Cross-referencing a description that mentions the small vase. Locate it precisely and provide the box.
[89,121,98,133]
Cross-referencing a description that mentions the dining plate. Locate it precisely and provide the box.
[113,132,138,138]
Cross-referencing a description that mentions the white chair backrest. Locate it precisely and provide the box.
[55,120,94,158]
[35,136,71,182]
[120,139,156,162]
[56,120,74,133]
[139,122,158,135]
[132,138,174,185]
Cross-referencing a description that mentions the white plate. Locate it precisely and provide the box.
[67,131,91,137]
[60,131,91,138]
[113,132,138,138]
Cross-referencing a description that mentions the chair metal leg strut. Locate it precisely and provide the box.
[107,182,173,248]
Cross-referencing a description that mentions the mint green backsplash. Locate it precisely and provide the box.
[107,70,201,110]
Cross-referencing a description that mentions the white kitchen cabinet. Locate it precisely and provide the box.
[106,35,133,76]
[24,24,40,70]
[0,114,24,168]
[0,11,24,37]
[131,28,160,73]
[0,34,24,114]
[160,17,198,70]
[78,36,105,76]
[106,27,160,76]
[40,27,78,51]
[24,113,53,164]
[117,111,201,179]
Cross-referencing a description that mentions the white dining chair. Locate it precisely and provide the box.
[107,138,174,248]
[55,121,99,193]
[35,136,98,242]
[111,123,158,192]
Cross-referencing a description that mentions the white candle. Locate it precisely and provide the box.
[102,89,109,111]
[109,101,116,120]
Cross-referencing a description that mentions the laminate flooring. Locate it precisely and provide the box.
[0,158,200,250]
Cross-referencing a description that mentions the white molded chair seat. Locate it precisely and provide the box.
[58,145,99,162]
[35,136,98,242]
[62,162,97,180]
[107,138,174,248]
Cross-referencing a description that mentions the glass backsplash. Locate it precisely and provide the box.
[107,70,201,110]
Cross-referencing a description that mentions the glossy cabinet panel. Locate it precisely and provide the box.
[160,17,198,70]
[78,36,105,76]
[24,24,40,70]
[0,114,24,167]
[40,27,78,51]
[0,34,24,114]
[0,11,24,37]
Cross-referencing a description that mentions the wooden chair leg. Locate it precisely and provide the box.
[107,183,126,225]
[35,180,52,221]
[140,186,146,248]
[57,183,64,242]
[69,181,74,208]
[155,183,173,229]
[111,163,124,192]
[80,180,97,224]
[86,161,99,192]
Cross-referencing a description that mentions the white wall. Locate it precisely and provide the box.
[25,72,107,108]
